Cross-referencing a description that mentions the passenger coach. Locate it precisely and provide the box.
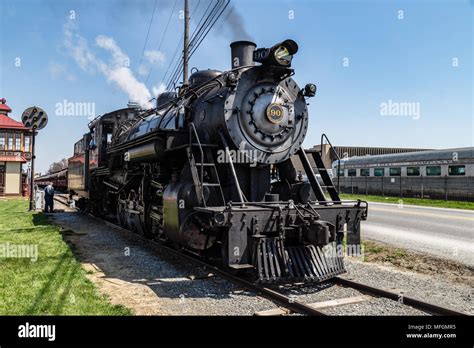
[333,147,474,201]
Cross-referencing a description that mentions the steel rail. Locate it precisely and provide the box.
[48,195,326,317]
[52,194,468,317]
[96,217,327,316]
[332,277,467,316]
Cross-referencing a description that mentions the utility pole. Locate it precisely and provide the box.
[182,0,190,88]
[29,130,36,211]
[21,106,48,211]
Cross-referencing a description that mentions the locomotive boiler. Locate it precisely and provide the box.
[69,39,368,283]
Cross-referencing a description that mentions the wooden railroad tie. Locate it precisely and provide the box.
[254,295,371,316]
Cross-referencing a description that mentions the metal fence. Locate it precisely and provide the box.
[337,176,474,202]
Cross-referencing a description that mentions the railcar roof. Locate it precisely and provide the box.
[336,147,474,166]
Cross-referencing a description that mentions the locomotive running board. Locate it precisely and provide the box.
[256,239,346,283]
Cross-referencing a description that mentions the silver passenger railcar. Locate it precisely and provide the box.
[332,148,474,201]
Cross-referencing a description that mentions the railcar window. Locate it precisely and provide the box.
[448,165,465,176]
[338,169,345,177]
[407,166,420,176]
[389,167,401,176]
[360,168,370,176]
[426,166,441,176]
[348,169,356,176]
[374,168,384,176]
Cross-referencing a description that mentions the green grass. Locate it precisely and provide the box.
[339,193,474,210]
[361,240,408,261]
[0,199,131,315]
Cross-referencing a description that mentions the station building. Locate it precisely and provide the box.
[0,98,32,196]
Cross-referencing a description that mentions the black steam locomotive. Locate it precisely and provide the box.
[68,40,368,283]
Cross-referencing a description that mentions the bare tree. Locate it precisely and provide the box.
[48,158,68,174]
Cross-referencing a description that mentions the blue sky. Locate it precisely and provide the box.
[0,0,472,173]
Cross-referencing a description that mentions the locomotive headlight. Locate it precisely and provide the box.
[253,39,299,67]
[273,46,292,66]
[214,212,226,225]
[299,83,317,98]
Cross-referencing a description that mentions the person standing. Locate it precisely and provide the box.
[44,182,55,213]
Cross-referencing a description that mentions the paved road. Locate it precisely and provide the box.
[361,202,474,266]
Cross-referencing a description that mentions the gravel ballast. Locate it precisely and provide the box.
[50,200,472,316]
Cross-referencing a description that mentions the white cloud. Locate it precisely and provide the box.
[63,22,98,73]
[63,21,153,109]
[143,50,166,66]
[48,61,76,82]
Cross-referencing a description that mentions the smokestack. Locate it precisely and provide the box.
[230,41,256,69]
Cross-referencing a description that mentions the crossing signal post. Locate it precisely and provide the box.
[21,106,48,211]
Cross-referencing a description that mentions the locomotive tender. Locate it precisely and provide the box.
[68,39,368,283]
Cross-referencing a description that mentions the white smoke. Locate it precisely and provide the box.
[63,21,153,109]
[152,83,167,97]
[138,50,166,77]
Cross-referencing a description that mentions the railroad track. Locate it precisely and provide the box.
[53,194,71,207]
[52,194,468,317]
[52,194,324,315]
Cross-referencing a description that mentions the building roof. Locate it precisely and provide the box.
[337,147,474,167]
[0,104,12,113]
[0,98,12,113]
[0,98,28,130]
[0,114,28,130]
[0,155,27,162]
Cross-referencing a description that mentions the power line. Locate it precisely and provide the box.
[138,0,159,71]
[145,0,178,85]
[215,5,233,33]
[161,0,206,90]
[154,0,203,91]
[188,0,229,57]
[166,0,229,90]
